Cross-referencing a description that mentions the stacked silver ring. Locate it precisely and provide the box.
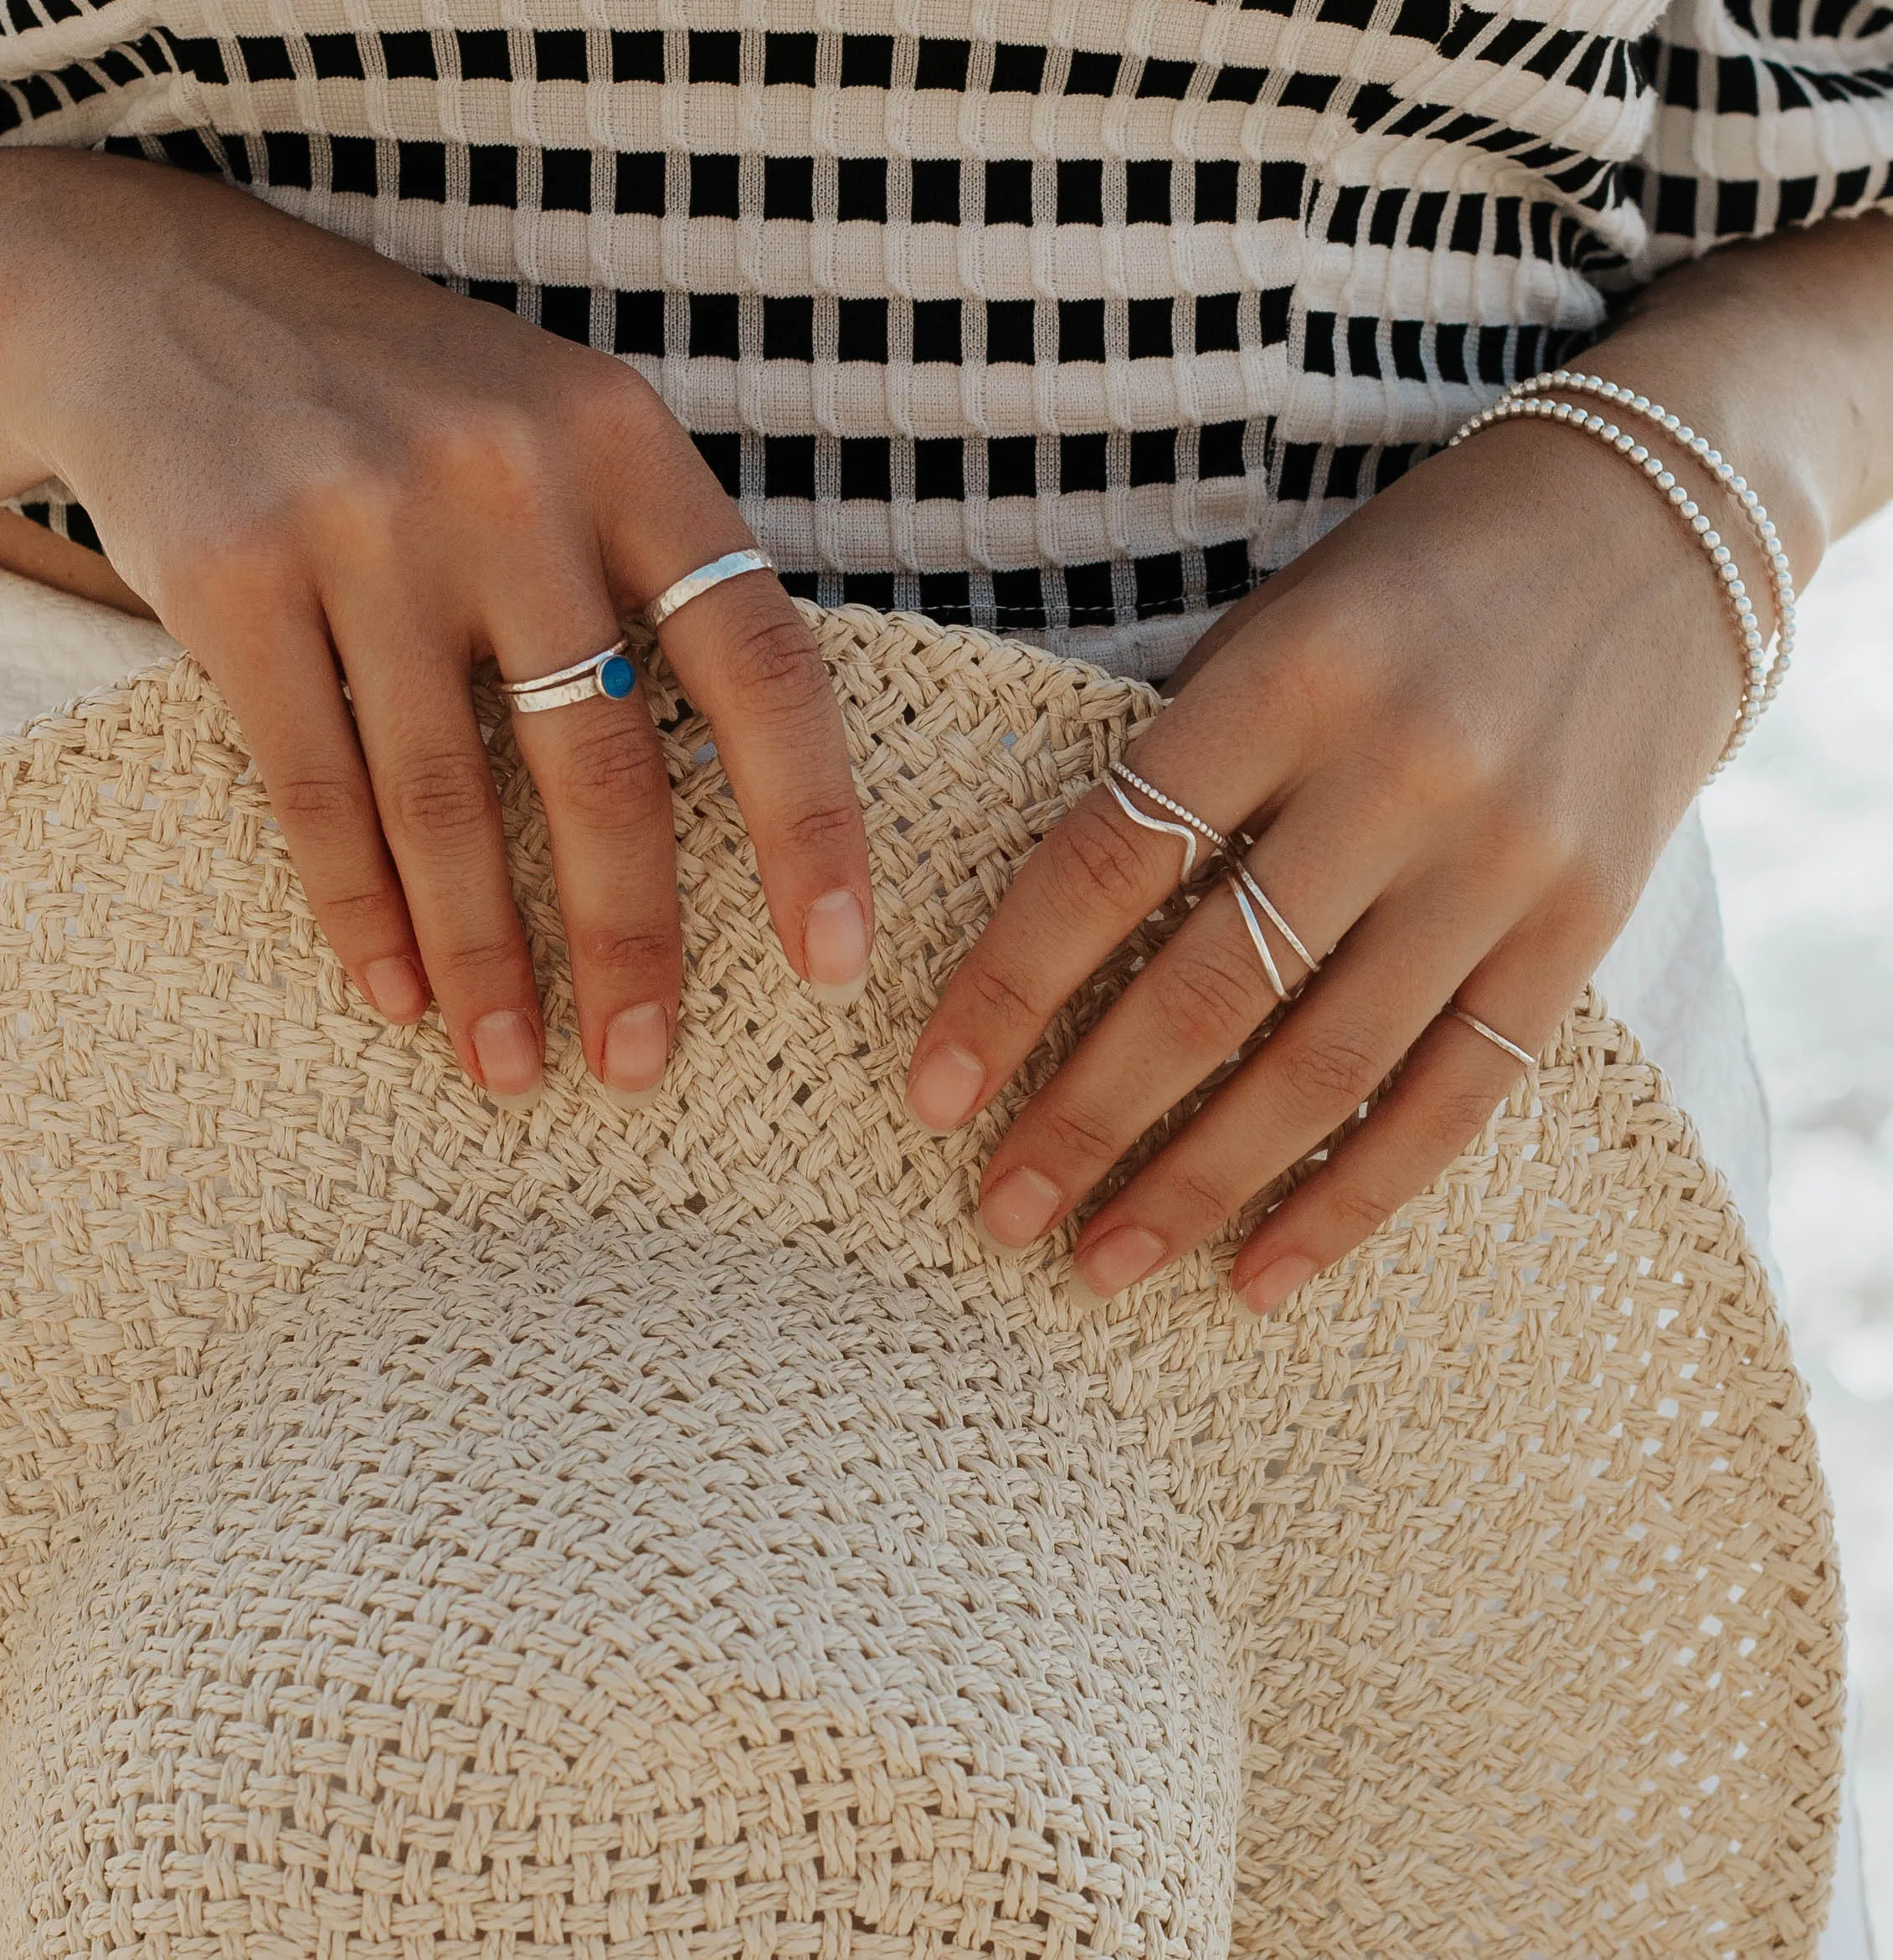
[499,637,638,714]
[1104,763,1229,882]
[1106,762,1320,999]
[498,548,774,716]
[1105,760,1539,1063]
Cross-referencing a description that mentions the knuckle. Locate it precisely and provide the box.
[1036,1098,1122,1165]
[1153,942,1273,1049]
[1475,812,1571,893]
[1277,1019,1387,1114]
[1051,801,1157,915]
[568,923,677,975]
[1386,705,1490,805]
[1171,1163,1246,1225]
[1239,592,1386,744]
[1556,860,1639,947]
[1420,1083,1509,1150]
[568,352,657,422]
[430,932,526,989]
[778,796,863,858]
[549,723,671,826]
[721,610,828,708]
[416,404,550,518]
[387,749,497,845]
[1325,1178,1402,1241]
[270,769,371,836]
[164,522,301,624]
[281,450,407,550]
[1262,612,1356,728]
[964,959,1041,1030]
[311,882,404,936]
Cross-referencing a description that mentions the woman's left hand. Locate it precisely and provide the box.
[903,402,1759,1311]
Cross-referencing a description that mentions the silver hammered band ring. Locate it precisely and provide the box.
[643,548,774,631]
[1446,1005,1537,1070]
[499,637,638,714]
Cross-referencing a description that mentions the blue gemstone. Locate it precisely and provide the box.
[598,653,636,699]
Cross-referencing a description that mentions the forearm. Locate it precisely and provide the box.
[1588,209,1893,579]
[0,151,185,613]
[0,148,87,499]
[0,510,153,615]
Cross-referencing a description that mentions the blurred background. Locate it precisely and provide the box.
[1704,500,1893,1944]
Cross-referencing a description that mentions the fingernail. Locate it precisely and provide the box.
[471,1009,543,1112]
[907,1044,985,1134]
[363,954,428,1022]
[1238,1254,1316,1316]
[603,1001,669,1110]
[978,1167,1062,1250]
[1074,1226,1167,1302]
[804,888,869,1006]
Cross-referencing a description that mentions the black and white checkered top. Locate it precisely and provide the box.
[6,0,1892,674]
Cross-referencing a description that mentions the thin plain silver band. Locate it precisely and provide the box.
[1105,775,1201,882]
[1446,1005,1537,1070]
[643,548,774,630]
[1227,874,1288,999]
[1109,763,1230,854]
[498,637,631,713]
[1228,861,1320,975]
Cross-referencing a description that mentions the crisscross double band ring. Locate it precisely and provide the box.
[1106,761,1321,998]
[498,548,774,716]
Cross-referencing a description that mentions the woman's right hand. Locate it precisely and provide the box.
[0,147,872,1109]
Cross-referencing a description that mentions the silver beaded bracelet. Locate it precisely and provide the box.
[1448,368,1797,778]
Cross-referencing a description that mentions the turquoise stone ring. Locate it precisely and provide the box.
[497,637,640,715]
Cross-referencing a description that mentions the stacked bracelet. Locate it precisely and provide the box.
[1448,368,1797,778]
[1512,372,1798,737]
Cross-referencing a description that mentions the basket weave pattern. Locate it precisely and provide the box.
[0,605,1844,1957]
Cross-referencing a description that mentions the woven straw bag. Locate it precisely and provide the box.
[0,604,1844,1957]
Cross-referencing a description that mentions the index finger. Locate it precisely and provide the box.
[586,381,872,1004]
[902,671,1298,1135]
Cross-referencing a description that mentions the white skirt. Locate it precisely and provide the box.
[0,562,1872,1957]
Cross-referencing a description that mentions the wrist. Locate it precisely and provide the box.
[1454,377,1793,774]
[1592,215,1893,577]
[1569,323,1828,583]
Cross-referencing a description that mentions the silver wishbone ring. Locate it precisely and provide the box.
[1105,774,1206,882]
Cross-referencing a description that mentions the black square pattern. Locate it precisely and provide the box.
[28,9,1888,650]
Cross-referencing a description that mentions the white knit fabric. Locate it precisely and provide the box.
[6,0,1893,673]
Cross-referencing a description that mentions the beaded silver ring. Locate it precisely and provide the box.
[1109,763,1232,856]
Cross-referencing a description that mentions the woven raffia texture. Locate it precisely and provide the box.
[0,606,1844,1958]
